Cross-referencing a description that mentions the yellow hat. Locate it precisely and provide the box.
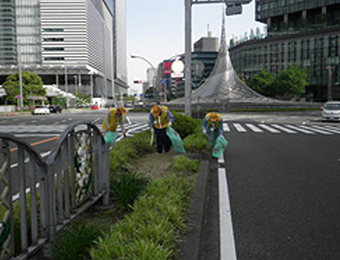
[152,105,161,116]
[118,106,126,116]
[210,112,218,122]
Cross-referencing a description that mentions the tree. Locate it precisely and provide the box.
[274,65,309,98]
[74,92,92,107]
[248,68,275,97]
[3,71,45,105]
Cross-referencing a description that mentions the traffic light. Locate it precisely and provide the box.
[133,80,143,84]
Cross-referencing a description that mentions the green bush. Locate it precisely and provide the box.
[90,174,193,260]
[110,172,149,212]
[173,155,200,173]
[184,132,210,153]
[109,131,153,172]
[172,112,200,139]
[52,223,101,260]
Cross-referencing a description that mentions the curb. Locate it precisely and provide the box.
[177,159,209,260]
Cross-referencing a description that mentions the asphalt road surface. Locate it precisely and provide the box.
[201,112,340,260]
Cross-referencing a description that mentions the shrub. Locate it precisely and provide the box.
[52,223,101,260]
[110,172,149,212]
[173,155,200,173]
[90,174,194,260]
[172,112,199,139]
[184,132,210,153]
[109,131,153,172]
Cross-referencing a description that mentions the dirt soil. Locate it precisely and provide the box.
[132,150,178,179]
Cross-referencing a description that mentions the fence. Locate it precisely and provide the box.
[0,121,110,260]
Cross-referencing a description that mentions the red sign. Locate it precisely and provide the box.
[163,61,172,75]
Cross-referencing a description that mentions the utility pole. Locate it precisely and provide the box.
[184,0,252,117]
[184,0,192,117]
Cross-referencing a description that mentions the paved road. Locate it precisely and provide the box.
[0,110,150,196]
[202,112,340,260]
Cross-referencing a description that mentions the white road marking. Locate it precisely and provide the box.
[259,124,280,133]
[308,125,340,134]
[246,123,263,133]
[271,124,297,134]
[233,123,246,132]
[223,123,230,132]
[219,167,237,260]
[284,124,315,134]
[298,125,333,135]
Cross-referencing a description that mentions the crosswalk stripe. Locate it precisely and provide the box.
[245,123,263,133]
[223,123,230,132]
[284,124,315,134]
[233,123,246,132]
[298,125,333,135]
[310,125,340,134]
[258,124,280,133]
[271,124,297,134]
[324,125,340,131]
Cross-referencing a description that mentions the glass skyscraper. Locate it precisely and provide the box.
[229,0,340,101]
[0,0,17,65]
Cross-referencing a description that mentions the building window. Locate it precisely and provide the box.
[328,36,338,57]
[43,38,64,42]
[44,57,65,60]
[44,47,64,51]
[43,28,64,32]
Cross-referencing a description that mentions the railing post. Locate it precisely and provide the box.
[103,143,110,206]
[18,145,28,253]
[0,139,15,260]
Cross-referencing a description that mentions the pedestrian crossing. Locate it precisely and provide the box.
[0,122,150,137]
[223,122,340,135]
[1,122,339,136]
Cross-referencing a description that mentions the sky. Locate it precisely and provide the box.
[126,0,266,95]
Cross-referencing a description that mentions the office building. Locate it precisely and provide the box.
[161,33,219,100]
[0,0,128,107]
[0,0,16,65]
[229,0,340,101]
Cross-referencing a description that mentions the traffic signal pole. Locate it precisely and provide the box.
[184,0,252,117]
[184,0,192,117]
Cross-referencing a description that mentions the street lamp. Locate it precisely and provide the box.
[18,47,24,110]
[130,54,158,103]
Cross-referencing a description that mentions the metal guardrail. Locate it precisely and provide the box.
[0,121,110,260]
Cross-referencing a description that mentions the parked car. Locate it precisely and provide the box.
[125,101,134,108]
[48,105,62,113]
[32,105,50,115]
[91,104,99,110]
[321,101,340,121]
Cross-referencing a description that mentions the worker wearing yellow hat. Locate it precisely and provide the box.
[103,104,128,138]
[202,111,224,146]
[149,104,175,153]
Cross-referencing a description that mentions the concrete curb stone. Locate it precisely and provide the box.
[177,159,210,260]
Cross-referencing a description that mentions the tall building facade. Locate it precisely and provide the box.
[0,0,17,65]
[0,0,128,106]
[229,0,340,101]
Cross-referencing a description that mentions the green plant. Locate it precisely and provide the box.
[172,112,199,139]
[90,174,193,260]
[173,155,200,173]
[184,132,210,153]
[109,131,152,172]
[110,172,149,211]
[52,223,101,260]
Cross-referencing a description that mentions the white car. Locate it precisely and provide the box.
[32,105,50,115]
[321,101,340,121]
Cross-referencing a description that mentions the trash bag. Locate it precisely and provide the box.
[212,135,228,158]
[104,131,118,144]
[166,126,186,154]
